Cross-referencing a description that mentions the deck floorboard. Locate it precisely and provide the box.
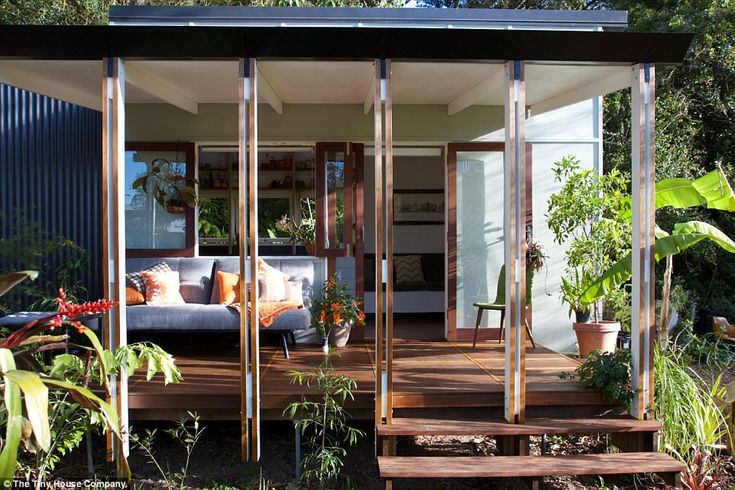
[129,340,608,418]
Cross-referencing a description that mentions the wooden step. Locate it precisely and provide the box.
[378,452,685,479]
[377,416,661,437]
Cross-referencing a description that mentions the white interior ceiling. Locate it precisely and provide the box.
[0,59,632,116]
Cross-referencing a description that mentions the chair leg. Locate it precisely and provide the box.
[498,309,506,344]
[473,308,484,348]
[289,331,297,348]
[525,319,536,349]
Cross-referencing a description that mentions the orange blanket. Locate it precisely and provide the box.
[229,301,304,329]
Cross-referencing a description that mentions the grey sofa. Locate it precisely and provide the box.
[125,257,316,357]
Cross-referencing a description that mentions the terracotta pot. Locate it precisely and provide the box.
[573,321,621,357]
[328,321,352,348]
[304,243,316,256]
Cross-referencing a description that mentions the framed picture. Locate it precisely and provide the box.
[393,189,444,225]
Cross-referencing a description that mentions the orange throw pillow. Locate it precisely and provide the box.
[141,270,185,305]
[217,271,242,305]
[125,286,145,306]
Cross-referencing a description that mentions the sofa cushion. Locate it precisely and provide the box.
[126,258,215,304]
[126,303,311,331]
[127,304,239,331]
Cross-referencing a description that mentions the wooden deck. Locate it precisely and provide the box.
[128,340,611,420]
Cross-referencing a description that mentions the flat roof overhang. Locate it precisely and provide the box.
[0,25,693,64]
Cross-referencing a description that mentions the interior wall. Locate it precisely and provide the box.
[363,153,445,255]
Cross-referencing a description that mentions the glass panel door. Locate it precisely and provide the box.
[447,144,505,339]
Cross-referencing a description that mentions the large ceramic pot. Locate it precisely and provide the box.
[328,321,353,348]
[573,320,621,357]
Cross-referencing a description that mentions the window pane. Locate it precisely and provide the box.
[125,150,189,250]
[326,151,345,249]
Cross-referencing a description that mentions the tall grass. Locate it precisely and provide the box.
[653,344,731,461]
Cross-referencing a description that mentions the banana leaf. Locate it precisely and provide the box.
[620,168,735,220]
[3,370,50,452]
[580,221,735,304]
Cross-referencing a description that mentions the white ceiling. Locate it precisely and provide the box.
[0,59,632,115]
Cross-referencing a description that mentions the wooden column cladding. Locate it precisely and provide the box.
[631,63,656,419]
[101,57,128,460]
[503,60,527,424]
[384,60,394,425]
[239,58,260,461]
[374,59,386,429]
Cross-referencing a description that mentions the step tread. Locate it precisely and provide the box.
[377,416,662,436]
[378,452,685,479]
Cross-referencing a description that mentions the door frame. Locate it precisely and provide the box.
[446,142,532,341]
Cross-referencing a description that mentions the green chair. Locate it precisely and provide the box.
[472,264,536,349]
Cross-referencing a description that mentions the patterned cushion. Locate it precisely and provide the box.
[141,270,185,305]
[394,255,425,285]
[126,262,171,293]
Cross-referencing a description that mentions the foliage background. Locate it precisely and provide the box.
[2,0,734,319]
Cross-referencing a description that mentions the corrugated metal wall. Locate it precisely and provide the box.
[0,83,102,301]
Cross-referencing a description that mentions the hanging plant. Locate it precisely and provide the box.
[132,158,198,214]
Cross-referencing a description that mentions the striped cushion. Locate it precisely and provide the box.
[394,255,424,284]
[126,262,171,293]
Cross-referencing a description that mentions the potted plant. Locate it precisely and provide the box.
[276,197,317,255]
[547,155,631,356]
[312,274,365,351]
[132,158,198,214]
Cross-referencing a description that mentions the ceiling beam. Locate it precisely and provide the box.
[125,63,198,115]
[363,76,374,115]
[447,65,504,116]
[257,69,283,115]
[0,63,101,111]
[530,68,630,116]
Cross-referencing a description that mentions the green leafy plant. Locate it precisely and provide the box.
[0,272,182,483]
[275,197,317,247]
[132,158,198,210]
[131,411,205,490]
[284,355,365,489]
[654,343,731,462]
[546,155,631,322]
[198,198,229,239]
[581,168,735,339]
[311,275,366,341]
[574,349,635,405]
[0,215,88,315]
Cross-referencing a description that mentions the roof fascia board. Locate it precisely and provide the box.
[109,6,628,31]
[0,26,694,65]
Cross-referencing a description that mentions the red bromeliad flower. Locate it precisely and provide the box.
[0,289,118,349]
